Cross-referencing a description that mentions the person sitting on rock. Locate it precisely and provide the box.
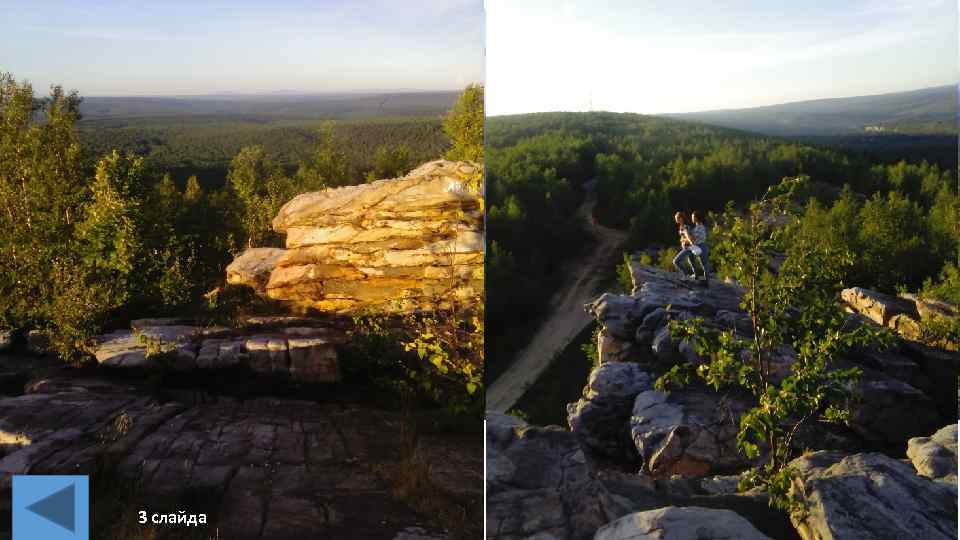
[672,211,697,279]
[690,211,710,287]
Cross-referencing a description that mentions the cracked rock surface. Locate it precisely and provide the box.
[0,375,480,539]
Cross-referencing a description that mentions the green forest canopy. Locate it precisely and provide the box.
[486,111,959,379]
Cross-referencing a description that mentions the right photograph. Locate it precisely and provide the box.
[484,1,958,539]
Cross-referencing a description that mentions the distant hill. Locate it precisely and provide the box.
[78,91,459,122]
[664,85,957,136]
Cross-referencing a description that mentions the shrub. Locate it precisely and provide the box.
[657,177,893,513]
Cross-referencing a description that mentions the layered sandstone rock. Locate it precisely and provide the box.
[229,160,483,314]
[226,247,287,294]
[93,318,345,383]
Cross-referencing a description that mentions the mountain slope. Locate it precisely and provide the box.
[665,85,957,135]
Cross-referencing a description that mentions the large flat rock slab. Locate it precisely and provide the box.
[0,376,479,538]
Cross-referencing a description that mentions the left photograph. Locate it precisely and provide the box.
[0,1,484,538]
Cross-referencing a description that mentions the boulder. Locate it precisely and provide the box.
[486,413,664,540]
[631,389,750,477]
[95,331,147,368]
[225,247,287,294]
[567,362,654,460]
[841,287,919,327]
[226,160,483,315]
[906,424,958,484]
[887,313,922,341]
[586,293,652,343]
[598,330,636,364]
[287,337,338,383]
[900,292,957,320]
[848,367,940,446]
[594,506,773,540]
[789,451,957,540]
[852,348,919,383]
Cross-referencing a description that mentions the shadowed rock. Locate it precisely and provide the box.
[567,363,654,462]
[0,376,475,538]
[487,412,666,540]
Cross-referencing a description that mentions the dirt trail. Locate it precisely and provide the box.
[486,181,628,413]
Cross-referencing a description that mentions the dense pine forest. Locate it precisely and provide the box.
[77,116,452,189]
[487,111,959,379]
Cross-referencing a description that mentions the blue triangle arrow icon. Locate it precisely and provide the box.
[25,482,75,532]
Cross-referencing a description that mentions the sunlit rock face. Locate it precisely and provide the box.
[228,160,483,315]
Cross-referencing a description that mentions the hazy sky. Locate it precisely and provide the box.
[486,0,958,115]
[2,0,484,96]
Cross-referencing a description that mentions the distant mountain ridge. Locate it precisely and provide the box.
[663,85,957,136]
[77,91,460,121]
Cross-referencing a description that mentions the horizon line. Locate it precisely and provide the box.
[487,82,957,118]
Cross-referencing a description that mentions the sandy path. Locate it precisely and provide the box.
[486,182,628,413]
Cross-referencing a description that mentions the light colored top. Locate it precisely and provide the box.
[691,223,707,245]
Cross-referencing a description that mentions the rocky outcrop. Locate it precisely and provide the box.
[487,413,666,540]
[584,266,744,367]
[906,424,958,484]
[94,318,345,383]
[843,287,958,348]
[789,451,957,540]
[0,375,477,538]
[594,506,773,540]
[488,256,960,539]
[582,262,957,469]
[630,389,751,478]
[229,160,483,315]
[567,362,653,461]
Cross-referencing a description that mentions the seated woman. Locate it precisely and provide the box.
[672,211,697,278]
